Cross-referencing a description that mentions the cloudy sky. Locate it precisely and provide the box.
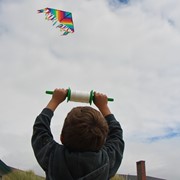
[0,0,180,179]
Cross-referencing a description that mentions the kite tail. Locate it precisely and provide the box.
[62,31,69,36]
[37,9,44,13]
[53,21,58,26]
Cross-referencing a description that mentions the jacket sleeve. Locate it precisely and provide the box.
[31,108,57,171]
[103,114,125,178]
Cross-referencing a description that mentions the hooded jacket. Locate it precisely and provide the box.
[31,108,124,180]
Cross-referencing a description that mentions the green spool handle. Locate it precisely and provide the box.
[107,98,114,102]
[45,91,54,95]
[45,90,114,102]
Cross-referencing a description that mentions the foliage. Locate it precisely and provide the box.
[4,170,124,180]
[3,170,45,180]
[111,174,125,180]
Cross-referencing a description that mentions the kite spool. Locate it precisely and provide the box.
[67,88,94,104]
[46,88,114,105]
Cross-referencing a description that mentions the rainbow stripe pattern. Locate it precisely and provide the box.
[38,8,74,35]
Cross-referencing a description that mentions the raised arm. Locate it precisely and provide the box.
[94,92,125,178]
[31,88,67,170]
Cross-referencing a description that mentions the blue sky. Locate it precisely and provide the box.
[147,126,180,142]
[0,0,180,179]
[108,0,129,6]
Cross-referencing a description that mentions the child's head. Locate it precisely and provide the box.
[61,106,109,152]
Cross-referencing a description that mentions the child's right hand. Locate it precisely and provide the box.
[46,88,67,111]
[52,88,67,104]
[94,92,111,117]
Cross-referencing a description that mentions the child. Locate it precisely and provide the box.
[31,88,124,180]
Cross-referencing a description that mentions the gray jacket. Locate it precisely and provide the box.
[31,108,124,180]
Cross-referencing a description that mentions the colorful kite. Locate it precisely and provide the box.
[38,8,74,36]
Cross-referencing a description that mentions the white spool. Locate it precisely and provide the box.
[70,90,90,103]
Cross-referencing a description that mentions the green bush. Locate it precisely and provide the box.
[3,170,45,180]
[4,171,123,180]
[111,174,125,180]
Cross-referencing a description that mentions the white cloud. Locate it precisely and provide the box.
[0,0,180,179]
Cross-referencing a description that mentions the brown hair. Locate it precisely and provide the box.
[61,106,108,151]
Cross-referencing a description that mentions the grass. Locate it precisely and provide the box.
[3,170,45,180]
[111,174,125,180]
[3,170,124,180]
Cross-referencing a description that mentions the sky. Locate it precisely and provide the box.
[0,0,180,179]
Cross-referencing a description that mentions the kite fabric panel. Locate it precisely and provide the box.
[38,7,74,36]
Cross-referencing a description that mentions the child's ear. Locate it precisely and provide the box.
[60,134,64,144]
